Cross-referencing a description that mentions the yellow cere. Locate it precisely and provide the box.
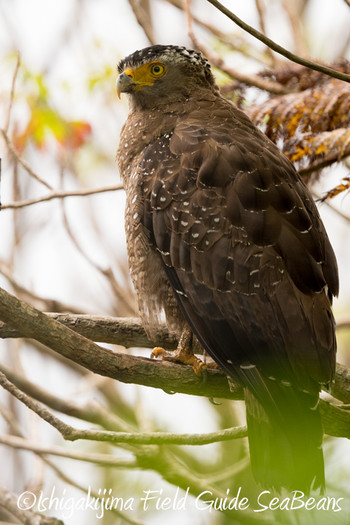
[123,61,167,89]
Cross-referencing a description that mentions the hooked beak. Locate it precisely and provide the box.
[116,72,134,99]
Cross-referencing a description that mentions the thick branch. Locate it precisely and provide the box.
[1,310,349,400]
[0,288,238,400]
[0,288,349,438]
[0,313,177,348]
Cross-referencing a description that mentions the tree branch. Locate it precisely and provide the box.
[0,287,239,399]
[4,51,21,133]
[312,191,350,225]
[165,0,275,66]
[0,399,144,525]
[0,287,349,438]
[0,485,63,525]
[206,0,350,83]
[1,184,123,210]
[0,361,134,432]
[0,313,177,348]
[298,151,350,179]
[128,0,155,45]
[185,0,290,95]
[0,260,83,314]
[0,128,53,190]
[0,434,138,468]
[0,183,124,210]
[0,370,247,445]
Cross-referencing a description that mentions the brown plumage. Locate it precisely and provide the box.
[117,45,338,491]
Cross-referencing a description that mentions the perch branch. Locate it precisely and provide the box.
[0,288,349,438]
[0,287,239,399]
[0,313,177,348]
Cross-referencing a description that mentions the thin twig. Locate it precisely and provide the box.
[0,401,143,525]
[198,456,250,483]
[0,361,134,433]
[298,153,350,179]
[0,369,247,445]
[0,434,138,467]
[281,0,307,56]
[255,0,276,65]
[165,0,273,65]
[185,0,290,95]
[0,485,63,525]
[128,0,155,45]
[0,128,53,190]
[4,51,21,133]
[312,191,350,224]
[1,183,124,210]
[206,0,350,83]
[0,259,83,314]
[42,457,145,525]
[59,192,136,316]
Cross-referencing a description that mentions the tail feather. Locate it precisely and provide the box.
[245,385,325,493]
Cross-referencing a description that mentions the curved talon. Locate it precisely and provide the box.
[151,346,168,359]
[150,328,206,378]
[209,397,222,406]
[191,357,207,378]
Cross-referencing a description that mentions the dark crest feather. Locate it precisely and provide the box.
[118,44,211,74]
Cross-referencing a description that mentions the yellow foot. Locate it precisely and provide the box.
[151,327,206,377]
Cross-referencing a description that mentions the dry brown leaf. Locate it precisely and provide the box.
[320,177,350,201]
[246,78,350,143]
[284,128,350,165]
[244,75,350,180]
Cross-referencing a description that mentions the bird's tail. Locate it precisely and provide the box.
[244,384,325,493]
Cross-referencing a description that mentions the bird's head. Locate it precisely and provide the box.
[116,45,217,107]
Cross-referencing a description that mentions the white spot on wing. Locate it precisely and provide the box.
[240,363,256,370]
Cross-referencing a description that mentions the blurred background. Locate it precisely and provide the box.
[0,0,350,524]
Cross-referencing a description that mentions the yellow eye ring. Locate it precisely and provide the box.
[150,63,166,77]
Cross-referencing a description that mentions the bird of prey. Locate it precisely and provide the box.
[116,44,338,492]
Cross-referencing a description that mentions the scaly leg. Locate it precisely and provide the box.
[151,326,206,377]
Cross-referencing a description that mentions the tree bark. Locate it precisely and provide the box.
[0,287,349,438]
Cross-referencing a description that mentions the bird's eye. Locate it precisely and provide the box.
[150,63,166,77]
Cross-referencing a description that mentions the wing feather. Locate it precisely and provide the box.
[140,99,338,389]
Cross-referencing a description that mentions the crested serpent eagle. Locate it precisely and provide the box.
[116,44,338,491]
